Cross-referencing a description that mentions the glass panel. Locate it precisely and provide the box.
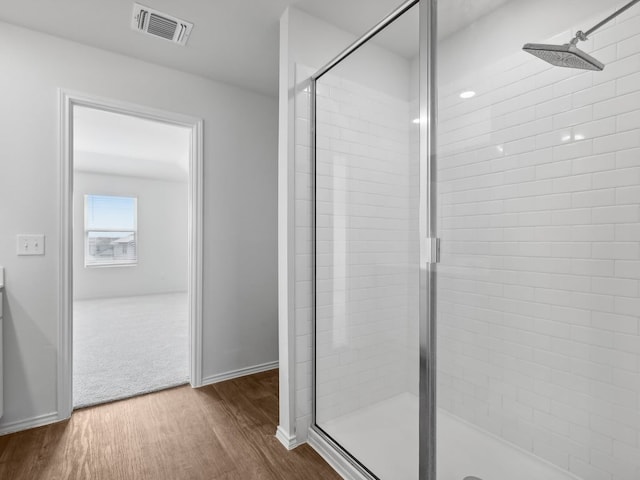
[436,1,639,480]
[314,4,420,479]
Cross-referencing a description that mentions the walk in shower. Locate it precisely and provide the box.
[308,0,640,479]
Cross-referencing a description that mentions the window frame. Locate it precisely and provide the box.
[83,194,139,268]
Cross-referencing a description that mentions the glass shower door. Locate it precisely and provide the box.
[313,3,421,479]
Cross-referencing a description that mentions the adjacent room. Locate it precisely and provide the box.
[72,106,191,408]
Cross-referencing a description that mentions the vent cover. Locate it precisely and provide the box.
[132,3,193,46]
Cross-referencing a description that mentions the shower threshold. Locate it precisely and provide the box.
[319,393,580,480]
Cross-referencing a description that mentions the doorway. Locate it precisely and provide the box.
[59,91,203,416]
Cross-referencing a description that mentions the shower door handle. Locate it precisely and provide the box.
[423,237,440,264]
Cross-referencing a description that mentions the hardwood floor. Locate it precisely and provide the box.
[0,370,341,480]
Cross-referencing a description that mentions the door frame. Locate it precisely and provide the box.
[58,89,204,419]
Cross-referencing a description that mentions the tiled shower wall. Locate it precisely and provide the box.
[313,72,417,423]
[437,9,640,480]
[292,62,418,434]
[292,66,314,442]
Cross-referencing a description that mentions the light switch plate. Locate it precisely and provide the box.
[17,234,45,256]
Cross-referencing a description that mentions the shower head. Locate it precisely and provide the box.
[522,42,604,71]
[523,0,640,71]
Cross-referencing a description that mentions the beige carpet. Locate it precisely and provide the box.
[73,292,189,408]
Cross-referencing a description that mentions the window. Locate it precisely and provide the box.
[84,195,138,267]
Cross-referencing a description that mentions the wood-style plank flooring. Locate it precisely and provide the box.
[0,370,341,480]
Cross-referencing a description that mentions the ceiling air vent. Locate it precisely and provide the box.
[131,3,193,46]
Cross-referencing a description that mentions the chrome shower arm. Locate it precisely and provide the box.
[571,0,640,44]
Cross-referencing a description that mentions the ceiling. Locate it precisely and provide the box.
[74,106,191,181]
[0,0,512,97]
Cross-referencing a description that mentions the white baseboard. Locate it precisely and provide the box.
[0,362,278,437]
[308,428,372,480]
[0,411,63,436]
[275,425,300,450]
[200,360,279,386]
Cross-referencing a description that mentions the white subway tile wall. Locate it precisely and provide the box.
[437,8,640,480]
[313,70,419,425]
[293,66,314,442]
[292,58,420,440]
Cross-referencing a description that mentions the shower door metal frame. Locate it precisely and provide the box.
[418,1,438,479]
[309,0,438,479]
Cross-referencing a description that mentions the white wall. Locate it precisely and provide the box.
[72,171,188,300]
[436,4,640,480]
[0,21,278,432]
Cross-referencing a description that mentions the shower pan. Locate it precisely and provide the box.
[305,0,640,479]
